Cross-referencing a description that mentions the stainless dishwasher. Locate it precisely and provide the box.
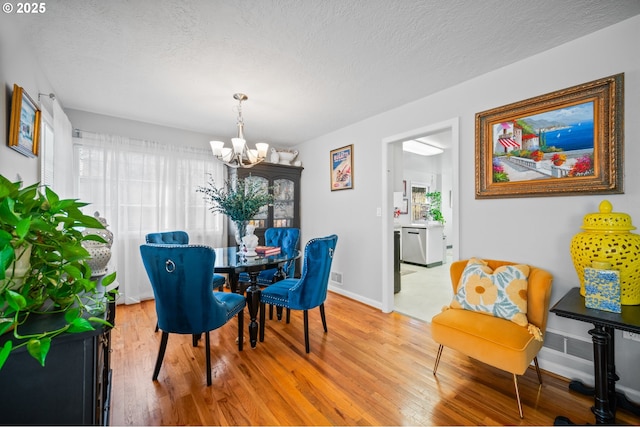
[401,224,444,267]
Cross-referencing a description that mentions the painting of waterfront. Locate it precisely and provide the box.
[476,74,623,199]
[491,101,594,183]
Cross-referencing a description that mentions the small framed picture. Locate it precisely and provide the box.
[330,144,353,191]
[401,198,408,214]
[8,84,40,157]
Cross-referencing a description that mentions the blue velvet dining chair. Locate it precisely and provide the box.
[145,231,226,290]
[145,230,189,245]
[238,227,300,287]
[145,231,227,333]
[140,244,245,386]
[259,234,338,353]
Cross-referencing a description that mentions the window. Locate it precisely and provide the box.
[73,131,224,304]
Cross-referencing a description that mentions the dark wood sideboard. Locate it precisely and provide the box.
[0,295,115,425]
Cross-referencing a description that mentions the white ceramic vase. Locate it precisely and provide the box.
[82,211,114,276]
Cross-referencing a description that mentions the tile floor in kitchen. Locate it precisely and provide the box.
[393,249,454,323]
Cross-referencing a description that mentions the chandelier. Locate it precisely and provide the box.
[210,93,269,168]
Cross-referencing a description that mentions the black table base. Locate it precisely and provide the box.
[550,288,640,425]
[570,380,640,416]
[245,271,261,348]
[213,247,300,349]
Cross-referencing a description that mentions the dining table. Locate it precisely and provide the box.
[212,246,301,348]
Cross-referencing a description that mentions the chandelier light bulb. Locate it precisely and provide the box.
[210,140,224,156]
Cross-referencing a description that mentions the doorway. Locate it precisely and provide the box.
[381,118,459,314]
[394,130,454,321]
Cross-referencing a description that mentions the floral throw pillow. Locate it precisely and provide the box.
[451,258,530,327]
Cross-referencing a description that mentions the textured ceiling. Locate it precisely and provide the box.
[3,0,640,146]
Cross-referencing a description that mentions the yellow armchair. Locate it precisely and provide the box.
[431,259,553,418]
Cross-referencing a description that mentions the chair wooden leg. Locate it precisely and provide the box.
[533,357,542,384]
[513,374,524,418]
[205,331,212,386]
[154,321,159,332]
[433,344,444,375]
[269,304,274,320]
[238,309,244,351]
[192,333,201,347]
[320,303,327,333]
[276,306,283,321]
[286,308,291,324]
[259,302,266,342]
[152,332,169,381]
[303,310,310,353]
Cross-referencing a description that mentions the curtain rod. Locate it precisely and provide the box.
[73,128,104,138]
[73,128,87,138]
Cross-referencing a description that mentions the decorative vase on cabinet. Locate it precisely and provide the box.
[82,211,114,276]
[570,200,640,305]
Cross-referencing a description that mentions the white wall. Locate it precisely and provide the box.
[0,17,48,184]
[297,16,640,396]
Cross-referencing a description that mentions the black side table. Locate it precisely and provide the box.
[550,287,640,425]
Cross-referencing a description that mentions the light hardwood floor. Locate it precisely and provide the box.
[110,292,640,426]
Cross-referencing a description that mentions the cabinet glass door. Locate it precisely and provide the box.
[246,175,269,229]
[273,178,295,227]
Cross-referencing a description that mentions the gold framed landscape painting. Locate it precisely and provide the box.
[8,84,40,158]
[475,74,624,199]
[330,144,353,191]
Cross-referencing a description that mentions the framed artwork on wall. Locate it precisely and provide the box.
[8,84,40,158]
[401,198,408,214]
[475,73,623,199]
[330,144,353,191]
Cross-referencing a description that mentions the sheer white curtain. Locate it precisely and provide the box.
[73,131,226,304]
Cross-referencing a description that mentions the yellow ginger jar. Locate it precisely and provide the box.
[570,200,640,305]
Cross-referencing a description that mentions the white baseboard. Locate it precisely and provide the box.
[328,286,382,310]
[538,347,640,403]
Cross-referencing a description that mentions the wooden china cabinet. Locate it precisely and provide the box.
[228,163,303,270]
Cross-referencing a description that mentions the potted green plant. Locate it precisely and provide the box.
[197,175,274,244]
[0,174,117,370]
[426,191,445,224]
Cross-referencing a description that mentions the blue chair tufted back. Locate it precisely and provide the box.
[265,227,300,278]
[287,234,338,310]
[140,244,241,334]
[145,231,226,291]
[145,231,189,245]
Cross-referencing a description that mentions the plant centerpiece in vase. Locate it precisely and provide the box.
[197,175,273,247]
[0,174,117,370]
